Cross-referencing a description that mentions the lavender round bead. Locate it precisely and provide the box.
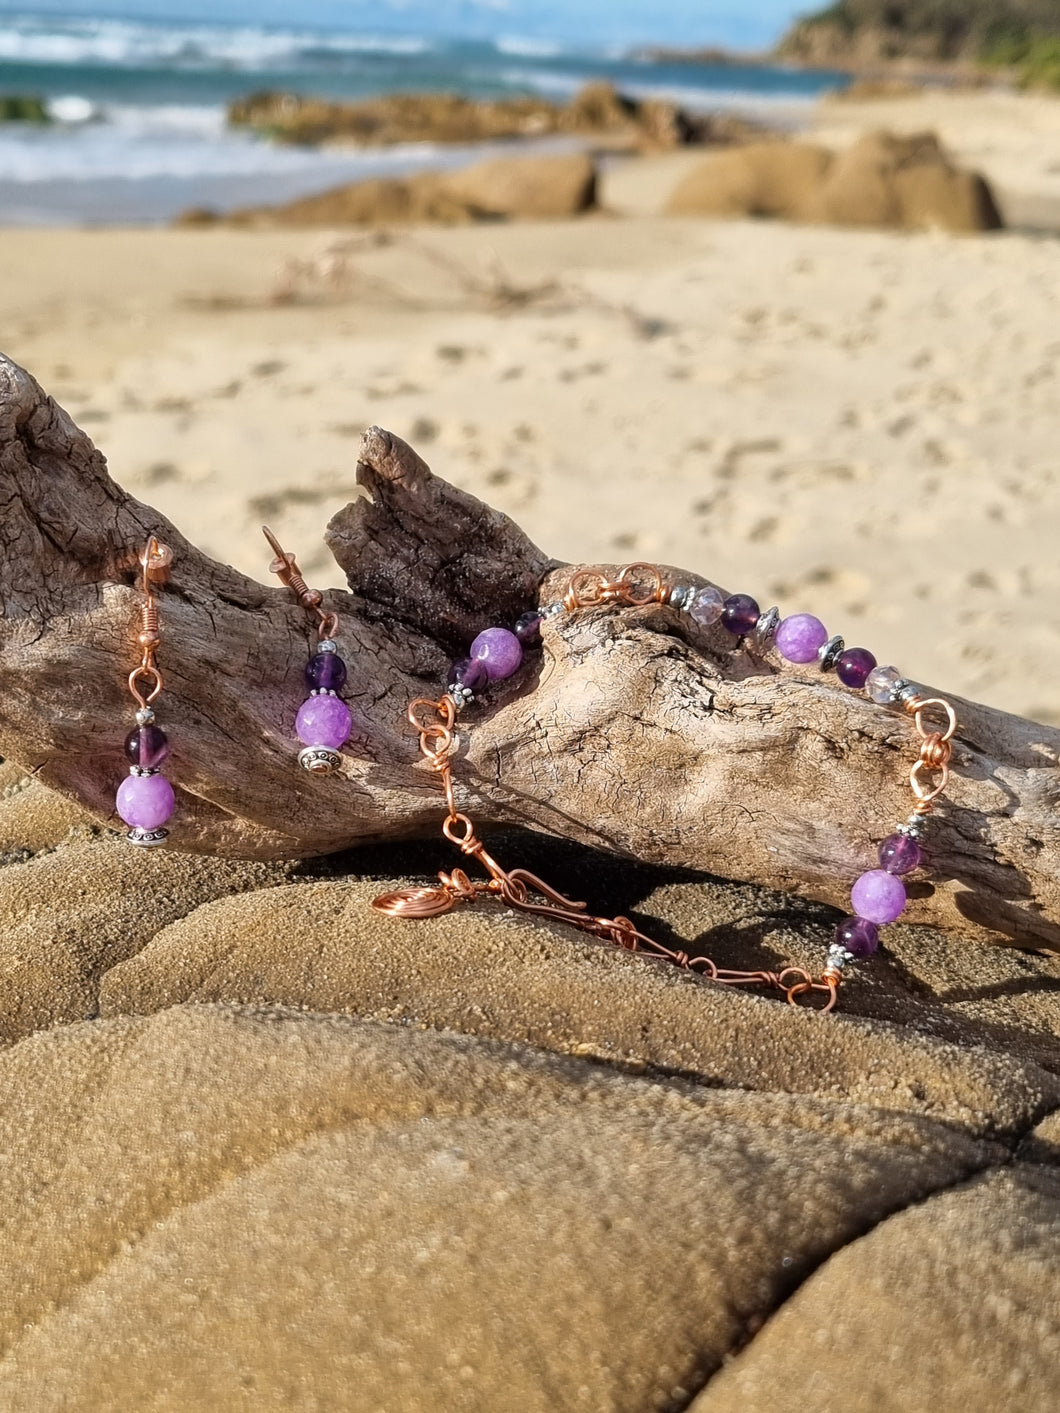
[470,627,523,681]
[865,664,903,705]
[449,657,490,693]
[295,694,351,750]
[514,612,542,646]
[721,594,760,636]
[837,647,877,690]
[124,724,169,770]
[851,869,907,925]
[116,772,175,830]
[305,652,347,692]
[878,833,922,875]
[689,585,725,627]
[836,916,880,958]
[775,613,828,664]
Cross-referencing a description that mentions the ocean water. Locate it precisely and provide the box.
[0,10,845,224]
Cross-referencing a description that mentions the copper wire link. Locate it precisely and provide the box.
[374,681,841,1012]
[262,526,340,641]
[127,537,172,709]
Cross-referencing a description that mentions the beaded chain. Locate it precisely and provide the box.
[374,563,957,1012]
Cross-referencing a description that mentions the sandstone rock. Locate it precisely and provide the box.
[206,154,597,228]
[665,141,834,220]
[699,1166,1060,1413]
[439,152,597,219]
[665,131,1003,233]
[0,1005,996,1410]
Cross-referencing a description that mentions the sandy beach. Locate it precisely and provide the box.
[3,100,1059,724]
[2,71,1060,1410]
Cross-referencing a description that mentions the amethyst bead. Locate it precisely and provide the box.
[470,627,523,681]
[116,772,175,830]
[514,612,542,646]
[837,647,877,690]
[449,657,490,693]
[851,869,907,925]
[689,585,725,627]
[721,594,761,636]
[775,613,828,664]
[836,916,880,958]
[124,724,169,770]
[878,833,922,875]
[305,652,347,692]
[295,694,351,750]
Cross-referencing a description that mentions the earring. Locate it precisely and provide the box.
[263,527,351,775]
[116,536,175,846]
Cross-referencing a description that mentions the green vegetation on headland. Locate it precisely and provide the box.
[0,95,48,122]
[779,1,1060,87]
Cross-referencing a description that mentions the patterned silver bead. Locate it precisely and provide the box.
[753,606,780,644]
[818,635,846,671]
[897,813,927,839]
[309,688,339,698]
[448,684,474,709]
[542,601,564,618]
[318,639,338,654]
[298,746,341,775]
[894,680,920,707]
[826,944,853,970]
[668,585,691,611]
[126,827,169,848]
[135,707,155,726]
[128,765,159,778]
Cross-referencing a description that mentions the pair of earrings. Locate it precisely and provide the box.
[114,529,351,847]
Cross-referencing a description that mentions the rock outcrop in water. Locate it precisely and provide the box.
[227,82,766,151]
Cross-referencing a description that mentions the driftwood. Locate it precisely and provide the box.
[0,352,1058,950]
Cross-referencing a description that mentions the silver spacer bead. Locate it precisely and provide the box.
[826,944,854,971]
[891,678,919,707]
[897,812,927,838]
[126,827,169,848]
[128,765,159,778]
[318,639,338,654]
[668,585,691,611]
[448,684,474,709]
[753,606,780,644]
[542,601,564,618]
[818,635,846,671]
[298,745,341,775]
[135,707,155,726]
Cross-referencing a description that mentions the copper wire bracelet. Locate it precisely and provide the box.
[373,563,957,1013]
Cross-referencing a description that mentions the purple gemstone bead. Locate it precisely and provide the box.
[295,694,351,750]
[721,594,760,636]
[470,626,523,681]
[851,869,907,925]
[837,647,877,690]
[836,916,880,958]
[775,613,828,664]
[116,771,175,830]
[305,652,347,692]
[449,657,489,693]
[514,612,542,646]
[124,724,169,770]
[878,833,922,875]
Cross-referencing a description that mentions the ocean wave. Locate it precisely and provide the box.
[493,37,566,59]
[499,67,822,112]
[0,16,434,71]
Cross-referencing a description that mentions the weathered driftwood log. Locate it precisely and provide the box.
[0,353,1058,949]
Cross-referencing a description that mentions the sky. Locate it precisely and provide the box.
[0,2,814,51]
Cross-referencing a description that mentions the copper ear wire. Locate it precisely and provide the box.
[262,526,339,640]
[128,536,173,709]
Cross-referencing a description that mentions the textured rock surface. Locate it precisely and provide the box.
[0,775,1056,1408]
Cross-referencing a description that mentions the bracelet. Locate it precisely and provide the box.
[373,563,957,1012]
